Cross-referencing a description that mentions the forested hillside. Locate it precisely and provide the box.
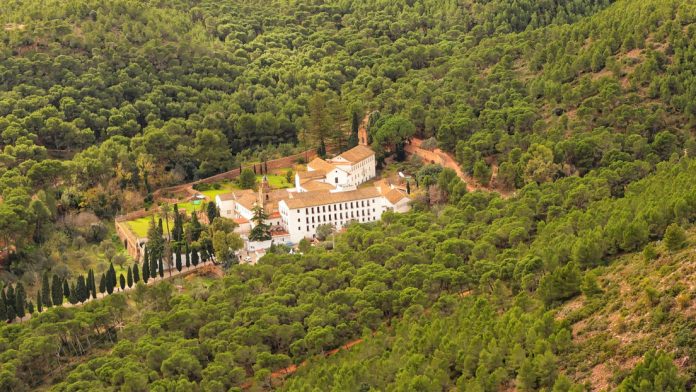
[1,0,696,390]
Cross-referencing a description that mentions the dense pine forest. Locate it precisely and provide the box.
[1,0,696,390]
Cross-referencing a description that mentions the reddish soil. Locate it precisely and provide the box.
[405,138,512,198]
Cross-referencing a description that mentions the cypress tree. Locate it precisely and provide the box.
[119,274,126,291]
[0,292,6,321]
[89,269,97,299]
[158,256,164,278]
[52,275,63,306]
[42,272,52,308]
[185,242,191,268]
[68,282,78,304]
[127,266,133,288]
[36,290,43,313]
[108,262,117,293]
[63,279,70,300]
[106,269,115,295]
[6,285,15,313]
[133,262,140,283]
[27,301,34,315]
[150,250,158,279]
[206,202,217,226]
[14,283,25,318]
[406,180,411,194]
[6,301,16,322]
[99,274,106,294]
[191,245,199,267]
[158,218,163,235]
[142,257,150,283]
[76,275,87,303]
[175,244,182,272]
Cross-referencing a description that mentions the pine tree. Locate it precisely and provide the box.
[68,282,78,304]
[36,290,43,313]
[52,275,63,306]
[99,274,106,294]
[41,272,52,308]
[76,275,87,303]
[185,242,191,268]
[175,244,182,272]
[63,279,70,300]
[127,266,133,288]
[158,256,164,278]
[14,283,25,318]
[119,274,126,291]
[133,262,140,283]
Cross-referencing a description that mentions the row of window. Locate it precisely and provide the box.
[304,199,374,215]
[306,207,374,224]
[299,215,376,233]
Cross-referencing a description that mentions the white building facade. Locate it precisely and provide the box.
[278,188,386,243]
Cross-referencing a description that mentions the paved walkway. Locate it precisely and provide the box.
[11,262,221,323]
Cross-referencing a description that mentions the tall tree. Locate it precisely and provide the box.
[88,269,97,299]
[158,256,164,278]
[185,242,191,268]
[133,262,141,284]
[175,244,182,272]
[99,274,106,294]
[63,279,70,301]
[119,274,126,291]
[127,266,133,288]
[106,263,116,294]
[52,275,64,306]
[14,282,26,318]
[160,202,172,240]
[68,282,78,305]
[76,275,87,303]
[206,202,218,225]
[36,290,42,313]
[41,272,52,308]
[142,253,150,283]
[249,205,271,241]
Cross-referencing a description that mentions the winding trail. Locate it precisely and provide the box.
[405,138,513,198]
[242,337,366,389]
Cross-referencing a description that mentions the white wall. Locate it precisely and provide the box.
[280,196,384,243]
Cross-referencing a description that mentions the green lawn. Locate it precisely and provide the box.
[198,181,240,200]
[259,174,292,189]
[125,177,288,238]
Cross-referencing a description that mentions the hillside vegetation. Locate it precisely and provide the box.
[0,0,695,391]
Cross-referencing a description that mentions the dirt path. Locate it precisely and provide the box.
[12,262,222,323]
[242,337,365,389]
[405,138,512,198]
[358,113,371,146]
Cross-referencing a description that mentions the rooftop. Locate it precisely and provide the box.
[301,180,336,192]
[283,187,381,209]
[307,157,337,173]
[332,145,374,164]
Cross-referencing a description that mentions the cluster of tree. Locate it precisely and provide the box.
[0,152,683,389]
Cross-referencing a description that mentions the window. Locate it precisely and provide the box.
[335,177,338,183]
[298,227,301,231]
